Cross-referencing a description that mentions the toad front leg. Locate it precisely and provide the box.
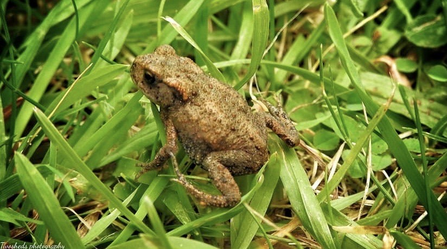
[136,112,178,178]
[261,100,300,147]
[261,100,326,166]
[172,150,262,207]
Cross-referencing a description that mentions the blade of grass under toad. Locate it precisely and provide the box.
[324,3,447,238]
[235,0,269,90]
[279,141,337,248]
[15,153,84,249]
[163,189,199,236]
[231,144,281,248]
[168,204,245,237]
[33,108,154,236]
[160,158,202,240]
[167,166,267,237]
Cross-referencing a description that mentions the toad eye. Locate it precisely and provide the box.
[143,71,157,85]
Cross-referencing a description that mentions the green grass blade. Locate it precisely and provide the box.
[279,141,337,248]
[110,177,170,245]
[144,0,205,53]
[74,91,142,165]
[143,196,172,249]
[229,2,253,73]
[11,0,91,88]
[47,64,127,115]
[210,0,247,14]
[262,60,350,95]
[319,103,388,198]
[163,16,225,82]
[109,235,220,249]
[321,203,383,248]
[235,0,269,89]
[324,3,447,238]
[91,7,134,69]
[0,98,6,180]
[166,168,267,237]
[413,100,434,246]
[89,0,130,70]
[274,21,325,83]
[389,229,420,249]
[231,146,281,248]
[82,186,138,244]
[15,0,110,137]
[15,152,84,249]
[33,107,154,236]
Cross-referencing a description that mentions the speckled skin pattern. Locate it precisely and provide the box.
[131,45,299,207]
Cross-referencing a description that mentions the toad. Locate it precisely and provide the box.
[130,45,300,207]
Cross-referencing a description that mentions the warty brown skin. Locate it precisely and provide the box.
[130,45,299,207]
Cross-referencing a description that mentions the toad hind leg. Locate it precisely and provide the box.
[171,152,242,207]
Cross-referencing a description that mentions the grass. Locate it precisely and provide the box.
[1,0,447,248]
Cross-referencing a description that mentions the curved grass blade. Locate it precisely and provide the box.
[279,140,337,248]
[33,107,154,236]
[15,153,84,248]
